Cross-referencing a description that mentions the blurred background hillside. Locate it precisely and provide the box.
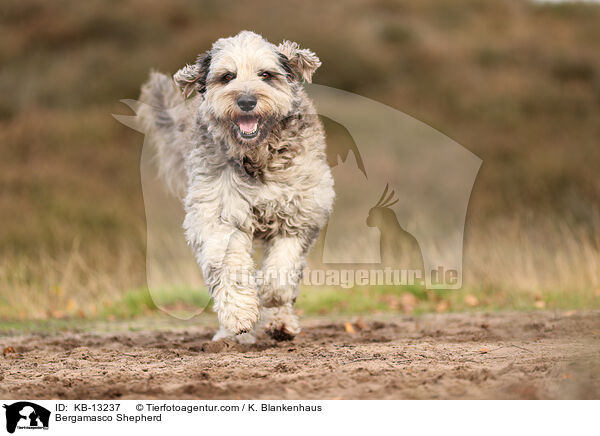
[1,0,599,320]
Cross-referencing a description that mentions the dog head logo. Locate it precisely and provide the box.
[2,402,50,434]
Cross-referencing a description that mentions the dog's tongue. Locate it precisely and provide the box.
[238,117,258,133]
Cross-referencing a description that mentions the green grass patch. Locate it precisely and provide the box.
[101,286,211,319]
[1,284,598,329]
[296,285,600,316]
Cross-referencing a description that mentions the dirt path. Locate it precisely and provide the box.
[1,311,599,399]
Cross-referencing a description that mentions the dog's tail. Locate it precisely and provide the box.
[138,71,189,199]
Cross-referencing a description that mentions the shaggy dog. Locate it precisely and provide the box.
[139,31,334,342]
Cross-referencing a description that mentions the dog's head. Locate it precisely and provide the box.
[174,31,320,148]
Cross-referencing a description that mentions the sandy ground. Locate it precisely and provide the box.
[0,311,599,399]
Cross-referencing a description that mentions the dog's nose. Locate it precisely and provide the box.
[237,95,257,112]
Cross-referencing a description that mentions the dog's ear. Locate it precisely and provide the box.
[278,40,321,83]
[173,51,211,98]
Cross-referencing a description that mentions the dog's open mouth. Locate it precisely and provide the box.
[236,116,260,139]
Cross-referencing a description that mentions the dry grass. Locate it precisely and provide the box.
[1,0,600,320]
[465,215,600,294]
[0,243,144,320]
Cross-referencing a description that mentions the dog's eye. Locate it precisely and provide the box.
[221,73,235,83]
[260,71,274,80]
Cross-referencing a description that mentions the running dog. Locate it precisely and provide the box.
[139,31,334,342]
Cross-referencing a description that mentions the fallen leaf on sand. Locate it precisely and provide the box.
[354,318,367,331]
[344,322,356,334]
[436,301,449,313]
[465,294,479,307]
[381,295,401,310]
[479,347,489,354]
[3,346,16,357]
[400,293,417,313]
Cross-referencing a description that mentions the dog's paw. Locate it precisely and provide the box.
[261,305,301,341]
[235,331,257,345]
[218,298,260,336]
[212,327,256,344]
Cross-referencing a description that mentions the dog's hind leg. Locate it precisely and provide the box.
[258,235,313,341]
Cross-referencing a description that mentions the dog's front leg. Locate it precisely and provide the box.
[259,235,312,341]
[184,211,259,339]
